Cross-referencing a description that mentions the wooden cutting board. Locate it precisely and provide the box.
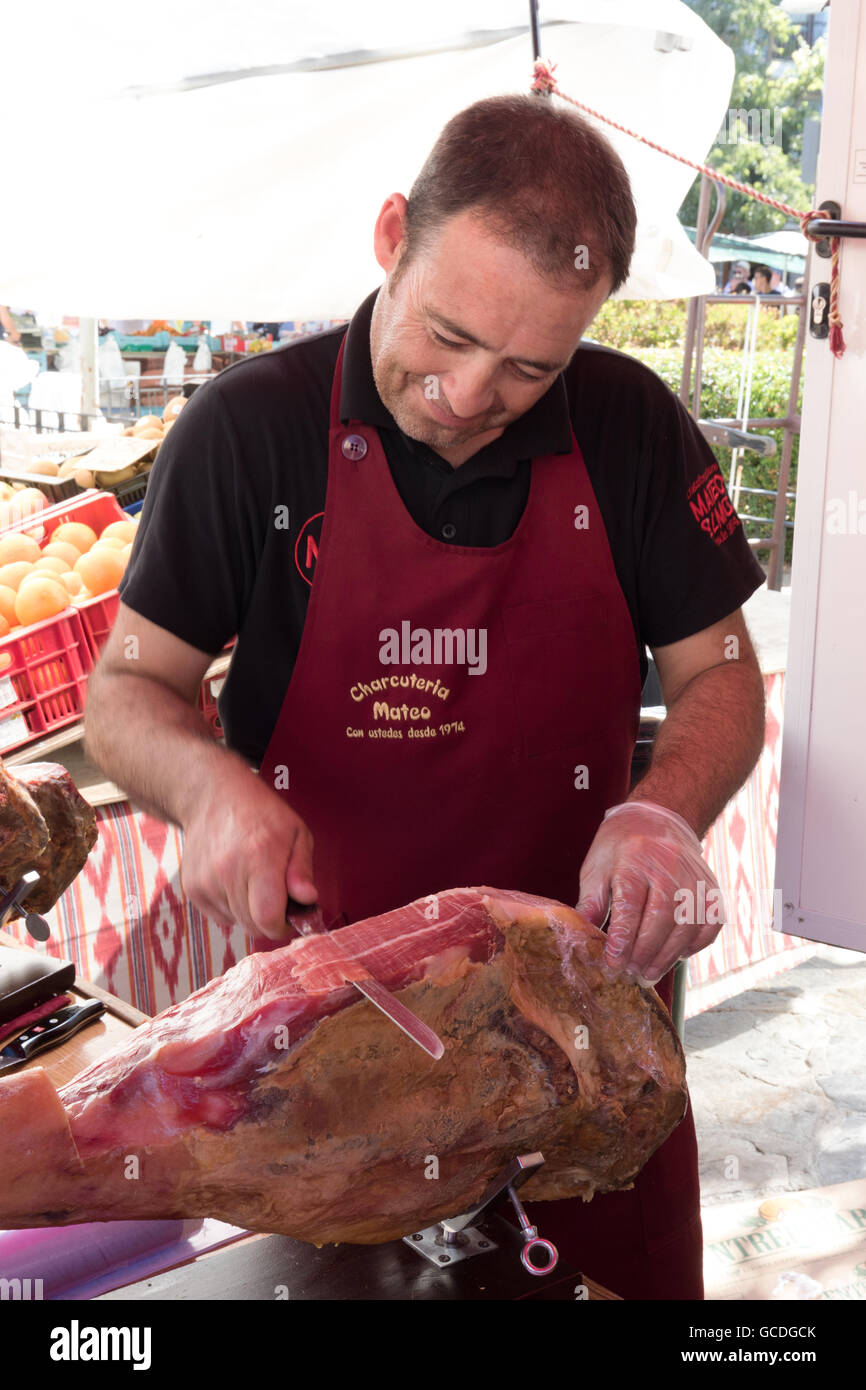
[0,928,149,1086]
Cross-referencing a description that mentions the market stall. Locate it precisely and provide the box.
[0,0,862,1330]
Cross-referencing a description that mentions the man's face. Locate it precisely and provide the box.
[754,272,770,293]
[370,202,613,466]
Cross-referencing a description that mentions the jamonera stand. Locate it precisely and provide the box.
[404,1152,559,1277]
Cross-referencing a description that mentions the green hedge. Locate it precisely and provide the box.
[590,301,801,565]
[592,298,802,352]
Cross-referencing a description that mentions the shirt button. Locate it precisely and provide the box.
[441,523,457,541]
[341,433,367,460]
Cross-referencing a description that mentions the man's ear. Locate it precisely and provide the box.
[373,194,409,276]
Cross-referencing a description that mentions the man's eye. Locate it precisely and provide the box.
[430,329,544,383]
[430,330,463,349]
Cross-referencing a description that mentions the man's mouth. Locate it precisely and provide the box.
[418,382,490,428]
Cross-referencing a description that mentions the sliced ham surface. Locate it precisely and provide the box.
[0,887,687,1243]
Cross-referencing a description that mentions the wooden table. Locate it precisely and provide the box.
[102,1223,621,1301]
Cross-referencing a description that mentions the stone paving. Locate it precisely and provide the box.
[685,945,866,1207]
[687,575,866,1209]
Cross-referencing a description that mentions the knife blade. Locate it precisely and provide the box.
[0,998,106,1074]
[330,956,444,1061]
[343,966,445,1061]
[284,904,444,1060]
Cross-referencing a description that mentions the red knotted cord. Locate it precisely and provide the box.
[530,58,845,357]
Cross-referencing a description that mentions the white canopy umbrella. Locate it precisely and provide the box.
[0,1,734,318]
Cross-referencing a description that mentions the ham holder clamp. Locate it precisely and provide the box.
[0,870,52,941]
[405,1151,559,1276]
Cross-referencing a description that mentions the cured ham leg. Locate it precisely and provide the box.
[0,888,687,1244]
[0,759,97,915]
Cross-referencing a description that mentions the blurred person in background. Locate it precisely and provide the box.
[752,266,780,296]
[723,260,751,293]
[0,307,21,343]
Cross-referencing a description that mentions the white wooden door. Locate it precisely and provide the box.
[775,0,866,951]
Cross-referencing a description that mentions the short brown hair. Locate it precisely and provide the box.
[393,93,636,296]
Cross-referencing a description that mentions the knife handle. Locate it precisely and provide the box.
[285,895,317,916]
[19,999,106,1060]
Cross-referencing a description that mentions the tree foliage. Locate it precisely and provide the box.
[680,0,825,234]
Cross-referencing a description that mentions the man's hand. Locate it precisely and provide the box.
[576,801,723,984]
[85,602,319,943]
[180,766,317,941]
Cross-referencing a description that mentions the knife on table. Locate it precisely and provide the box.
[285,897,444,1061]
[0,999,106,1075]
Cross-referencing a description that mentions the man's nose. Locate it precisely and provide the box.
[443,364,497,418]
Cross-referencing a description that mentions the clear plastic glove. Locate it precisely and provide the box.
[575,800,725,985]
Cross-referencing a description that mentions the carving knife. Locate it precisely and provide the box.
[338,960,445,1061]
[285,896,444,1060]
[0,998,106,1075]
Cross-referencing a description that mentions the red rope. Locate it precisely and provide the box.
[530,59,845,357]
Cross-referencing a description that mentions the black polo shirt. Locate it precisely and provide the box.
[119,286,765,766]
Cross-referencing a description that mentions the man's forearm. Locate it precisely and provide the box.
[627,661,766,839]
[84,670,255,828]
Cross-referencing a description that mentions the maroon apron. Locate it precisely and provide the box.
[260,335,703,1300]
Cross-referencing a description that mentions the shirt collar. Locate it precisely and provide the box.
[339,286,573,472]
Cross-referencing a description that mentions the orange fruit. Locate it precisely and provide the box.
[19,567,61,588]
[42,540,82,568]
[0,585,17,626]
[34,555,68,576]
[6,488,47,521]
[73,547,124,595]
[0,533,41,566]
[58,571,83,596]
[0,652,11,672]
[14,575,68,625]
[0,561,36,592]
[100,520,138,544]
[91,537,126,551]
[51,521,98,553]
[0,615,9,638]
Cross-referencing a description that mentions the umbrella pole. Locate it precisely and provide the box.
[529,0,543,71]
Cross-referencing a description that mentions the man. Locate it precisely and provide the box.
[752,266,780,296]
[85,94,766,1300]
[723,260,751,294]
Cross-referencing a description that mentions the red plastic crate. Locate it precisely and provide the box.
[0,491,127,752]
[198,671,225,738]
[0,488,128,544]
[0,490,233,749]
[76,591,121,665]
[0,609,93,754]
[0,491,130,664]
[197,639,236,739]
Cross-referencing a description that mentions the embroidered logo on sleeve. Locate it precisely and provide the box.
[687,464,741,546]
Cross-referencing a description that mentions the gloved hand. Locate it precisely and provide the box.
[575,800,725,985]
